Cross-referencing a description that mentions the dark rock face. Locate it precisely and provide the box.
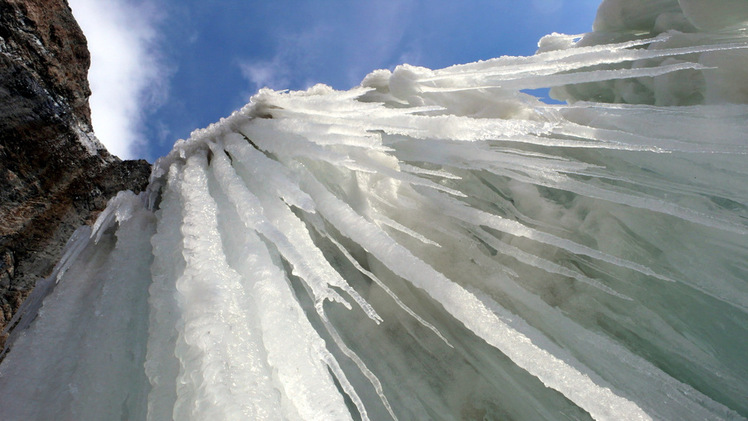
[0,0,151,344]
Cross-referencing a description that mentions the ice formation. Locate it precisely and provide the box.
[1,0,747,420]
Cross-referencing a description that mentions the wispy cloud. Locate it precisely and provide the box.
[69,0,169,160]
[237,24,329,93]
[237,0,418,95]
[238,58,291,92]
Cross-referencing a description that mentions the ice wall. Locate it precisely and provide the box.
[1,0,747,420]
[549,0,748,105]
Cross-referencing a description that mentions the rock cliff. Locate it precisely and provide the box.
[0,0,151,345]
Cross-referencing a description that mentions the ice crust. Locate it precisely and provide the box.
[1,0,748,419]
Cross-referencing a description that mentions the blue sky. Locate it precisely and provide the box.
[69,0,601,161]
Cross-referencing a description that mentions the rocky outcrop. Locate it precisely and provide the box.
[0,0,151,345]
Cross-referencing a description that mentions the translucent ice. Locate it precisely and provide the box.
[1,0,747,419]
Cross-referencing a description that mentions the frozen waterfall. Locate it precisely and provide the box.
[1,1,747,419]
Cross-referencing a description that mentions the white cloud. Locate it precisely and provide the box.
[238,58,291,92]
[69,0,168,159]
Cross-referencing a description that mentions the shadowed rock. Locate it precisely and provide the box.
[0,0,151,345]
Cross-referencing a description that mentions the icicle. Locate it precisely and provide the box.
[3,1,747,418]
[300,171,655,420]
[209,141,382,322]
[306,216,453,348]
